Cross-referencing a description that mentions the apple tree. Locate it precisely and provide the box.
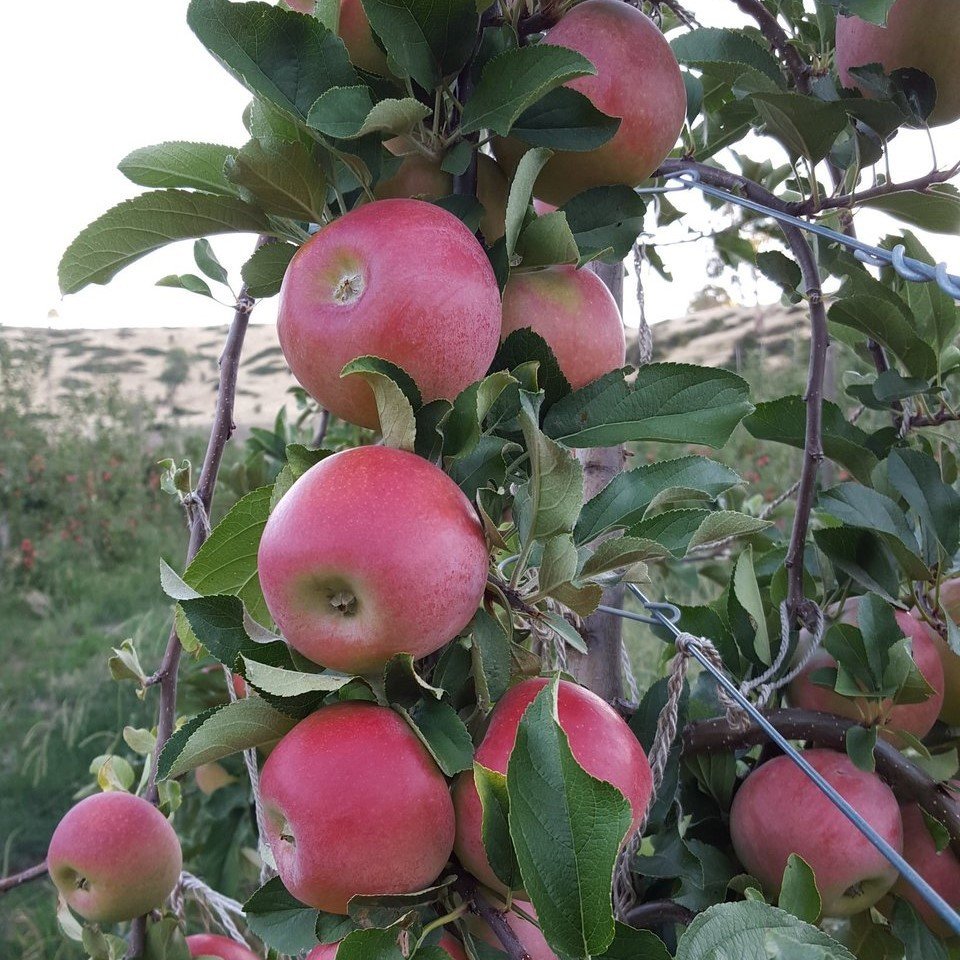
[9,0,960,957]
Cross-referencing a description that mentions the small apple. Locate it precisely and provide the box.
[374,140,453,201]
[493,0,686,205]
[891,793,960,936]
[453,677,652,897]
[836,0,960,126]
[730,749,903,917]
[260,702,456,914]
[186,933,261,960]
[934,578,960,726]
[47,791,182,923]
[277,198,501,430]
[258,445,489,673]
[500,265,625,389]
[788,600,945,744]
[307,932,466,960]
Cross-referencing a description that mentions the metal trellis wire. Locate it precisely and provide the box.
[611,583,960,937]
[637,169,960,301]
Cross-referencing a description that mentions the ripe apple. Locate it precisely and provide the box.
[836,0,960,126]
[934,578,960,725]
[500,265,625,389]
[493,0,686,205]
[47,791,182,923]
[788,600,945,743]
[277,198,501,430]
[452,677,653,897]
[186,933,261,960]
[258,445,489,673]
[259,702,456,914]
[891,794,960,936]
[307,932,466,960]
[730,749,903,917]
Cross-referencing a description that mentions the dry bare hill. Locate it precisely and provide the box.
[2,301,807,430]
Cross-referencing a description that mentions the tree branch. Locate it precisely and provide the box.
[456,877,531,960]
[729,0,811,92]
[0,860,48,895]
[129,251,262,958]
[683,708,960,849]
[623,899,695,930]
[655,159,825,630]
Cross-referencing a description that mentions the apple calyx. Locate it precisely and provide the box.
[328,589,358,615]
[333,272,364,305]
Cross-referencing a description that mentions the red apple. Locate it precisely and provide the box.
[788,600,945,744]
[730,749,903,917]
[260,702,455,914]
[307,932,466,960]
[230,672,250,700]
[284,0,315,10]
[892,796,960,936]
[934,578,960,726]
[47,792,182,923]
[277,199,501,430]
[533,199,557,216]
[336,0,391,76]
[500,265,625,389]
[186,933,260,960]
[258,445,488,673]
[452,677,652,897]
[375,140,453,201]
[493,0,686,205]
[836,0,960,126]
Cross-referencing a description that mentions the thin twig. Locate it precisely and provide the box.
[730,0,811,92]
[683,708,960,851]
[457,877,531,960]
[0,860,48,895]
[656,159,825,631]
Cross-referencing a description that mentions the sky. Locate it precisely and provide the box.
[4,0,959,331]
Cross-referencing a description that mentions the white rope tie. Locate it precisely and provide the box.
[178,871,248,946]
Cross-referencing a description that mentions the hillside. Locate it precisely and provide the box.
[1,301,808,430]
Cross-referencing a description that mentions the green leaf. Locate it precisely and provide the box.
[59,190,271,294]
[861,185,960,235]
[474,763,523,890]
[226,137,328,221]
[336,926,405,960]
[838,0,896,24]
[383,653,444,707]
[686,512,773,553]
[184,485,273,624]
[886,448,960,555]
[514,393,584,544]
[489,327,571,413]
[596,923,671,960]
[461,46,597,137]
[469,609,511,706]
[179,594,251,668]
[537,534,579,595]
[445,371,516,459]
[733,546,770,665]
[361,0,478,90]
[505,147,553,257]
[675,901,855,960]
[244,876,321,955]
[579,536,671,579]
[156,274,215,298]
[118,141,240,196]
[813,527,900,602]
[340,356,420,450]
[744,397,878,484]
[194,238,231,284]
[630,509,712,557]
[544,364,753,449]
[844,369,939,409]
[510,86,619,152]
[671,28,786,87]
[514,211,580,269]
[756,250,802,296]
[241,240,299,298]
[401,698,474,776]
[575,455,742,545]
[187,0,357,122]
[157,697,297,779]
[829,296,938,380]
[307,88,431,139]
[752,93,848,164]
[845,724,878,773]
[347,881,453,929]
[241,656,354,697]
[561,186,647,265]
[890,899,949,960]
[779,855,821,924]
[507,677,632,958]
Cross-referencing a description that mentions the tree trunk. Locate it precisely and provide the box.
[567,261,627,702]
